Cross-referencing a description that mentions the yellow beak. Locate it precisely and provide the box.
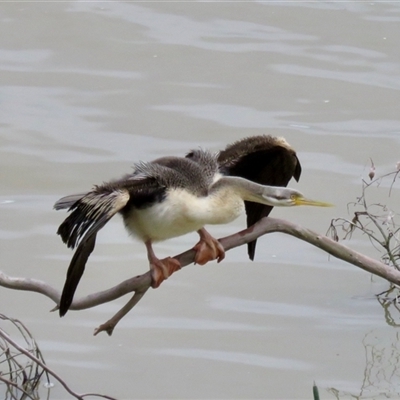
[294,197,334,207]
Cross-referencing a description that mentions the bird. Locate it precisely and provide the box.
[55,135,331,316]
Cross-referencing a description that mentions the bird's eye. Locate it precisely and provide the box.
[290,194,296,201]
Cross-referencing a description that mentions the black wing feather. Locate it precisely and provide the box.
[55,168,181,316]
[56,185,131,316]
[218,136,301,260]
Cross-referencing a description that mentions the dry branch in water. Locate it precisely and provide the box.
[1,217,400,336]
[325,163,400,319]
[328,167,400,266]
[0,314,116,399]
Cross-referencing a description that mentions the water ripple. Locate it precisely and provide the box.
[156,348,313,370]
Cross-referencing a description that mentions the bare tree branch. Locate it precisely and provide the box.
[1,217,400,335]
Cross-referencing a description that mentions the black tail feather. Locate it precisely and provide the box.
[59,234,97,317]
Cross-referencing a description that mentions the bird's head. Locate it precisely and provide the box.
[262,187,333,208]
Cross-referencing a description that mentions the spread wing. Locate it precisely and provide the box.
[55,175,166,316]
[218,135,301,260]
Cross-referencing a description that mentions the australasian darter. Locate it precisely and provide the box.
[55,135,330,316]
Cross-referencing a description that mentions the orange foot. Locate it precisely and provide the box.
[150,257,181,289]
[194,228,225,265]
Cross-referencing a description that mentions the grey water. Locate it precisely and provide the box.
[1,2,400,399]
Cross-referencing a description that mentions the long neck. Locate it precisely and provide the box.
[210,176,277,205]
[187,176,281,226]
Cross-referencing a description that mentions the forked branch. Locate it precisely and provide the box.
[1,217,400,335]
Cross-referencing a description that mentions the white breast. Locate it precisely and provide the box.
[123,187,244,242]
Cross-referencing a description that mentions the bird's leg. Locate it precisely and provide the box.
[193,228,225,265]
[145,240,181,289]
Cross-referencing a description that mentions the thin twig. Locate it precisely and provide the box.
[94,288,149,336]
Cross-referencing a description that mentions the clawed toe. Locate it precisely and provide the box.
[194,230,225,265]
[150,257,181,288]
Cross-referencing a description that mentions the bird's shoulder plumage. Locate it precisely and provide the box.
[218,135,302,260]
[132,150,218,197]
